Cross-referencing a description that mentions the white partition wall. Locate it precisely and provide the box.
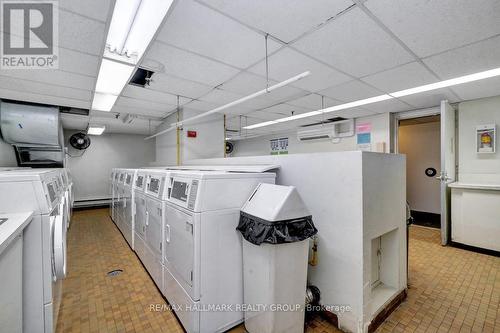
[183,151,406,333]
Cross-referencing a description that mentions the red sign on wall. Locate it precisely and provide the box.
[187,130,197,138]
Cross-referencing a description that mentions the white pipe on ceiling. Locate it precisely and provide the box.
[144,71,311,140]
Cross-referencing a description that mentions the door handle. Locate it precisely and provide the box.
[165,224,171,243]
[145,212,149,226]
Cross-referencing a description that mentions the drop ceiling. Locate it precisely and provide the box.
[0,0,499,135]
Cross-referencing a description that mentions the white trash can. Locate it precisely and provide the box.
[237,183,318,333]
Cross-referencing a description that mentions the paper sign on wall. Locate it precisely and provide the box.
[270,137,288,155]
[356,123,372,151]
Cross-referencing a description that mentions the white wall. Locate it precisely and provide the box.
[65,130,155,202]
[232,113,390,156]
[398,121,441,214]
[0,139,17,166]
[155,108,224,165]
[458,95,500,183]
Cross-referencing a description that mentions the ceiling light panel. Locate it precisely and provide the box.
[105,0,174,64]
[92,93,118,112]
[87,125,106,135]
[95,59,135,95]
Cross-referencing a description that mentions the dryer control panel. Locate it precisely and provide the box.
[166,176,199,210]
[145,174,166,199]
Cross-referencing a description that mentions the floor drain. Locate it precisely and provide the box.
[107,269,123,277]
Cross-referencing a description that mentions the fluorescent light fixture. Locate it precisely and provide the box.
[92,93,118,112]
[105,0,174,64]
[390,67,500,97]
[243,95,392,129]
[87,125,106,135]
[244,67,500,130]
[95,59,134,95]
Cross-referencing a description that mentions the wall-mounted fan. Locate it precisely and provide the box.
[69,132,91,150]
[225,141,234,155]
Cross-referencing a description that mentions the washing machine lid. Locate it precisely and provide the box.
[53,201,67,280]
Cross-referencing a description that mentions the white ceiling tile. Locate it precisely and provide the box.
[0,88,90,109]
[423,36,500,80]
[182,100,218,112]
[122,85,192,106]
[247,110,286,121]
[115,96,175,112]
[286,93,340,110]
[221,72,273,95]
[318,80,383,102]
[143,73,214,99]
[360,98,411,114]
[399,89,460,109]
[0,76,91,102]
[58,48,100,77]
[330,108,376,119]
[144,42,240,87]
[361,62,437,93]
[248,47,351,92]
[293,7,413,77]
[257,103,309,116]
[219,72,309,104]
[157,0,280,68]
[57,10,106,55]
[365,0,500,57]
[59,0,112,22]
[449,77,500,101]
[111,104,172,118]
[0,69,95,91]
[198,0,354,43]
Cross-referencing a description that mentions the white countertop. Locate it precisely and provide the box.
[449,182,500,191]
[0,212,33,255]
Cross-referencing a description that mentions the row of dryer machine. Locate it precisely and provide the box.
[110,168,275,333]
[0,167,73,333]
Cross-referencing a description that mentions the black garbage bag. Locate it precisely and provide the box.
[237,211,318,245]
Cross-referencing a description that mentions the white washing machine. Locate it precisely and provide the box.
[60,168,73,229]
[162,170,275,333]
[0,169,67,333]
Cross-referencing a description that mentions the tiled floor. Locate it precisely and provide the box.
[56,208,500,333]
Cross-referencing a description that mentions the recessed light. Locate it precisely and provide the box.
[87,125,106,135]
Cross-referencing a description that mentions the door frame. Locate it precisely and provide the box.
[390,107,441,154]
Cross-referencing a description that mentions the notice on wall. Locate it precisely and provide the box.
[270,137,289,155]
[356,123,372,151]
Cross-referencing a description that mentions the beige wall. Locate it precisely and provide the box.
[399,121,441,214]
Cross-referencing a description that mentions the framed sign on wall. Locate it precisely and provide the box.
[270,137,288,155]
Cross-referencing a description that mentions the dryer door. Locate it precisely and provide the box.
[164,204,197,300]
[53,202,67,280]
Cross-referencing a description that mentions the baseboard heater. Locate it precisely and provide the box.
[74,198,111,208]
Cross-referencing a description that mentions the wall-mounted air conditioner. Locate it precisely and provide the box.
[297,119,354,142]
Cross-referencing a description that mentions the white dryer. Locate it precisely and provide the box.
[132,169,147,253]
[110,169,116,219]
[119,169,137,248]
[140,169,171,289]
[116,170,127,229]
[161,170,275,333]
[0,169,67,333]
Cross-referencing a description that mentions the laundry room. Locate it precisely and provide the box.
[0,1,499,333]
